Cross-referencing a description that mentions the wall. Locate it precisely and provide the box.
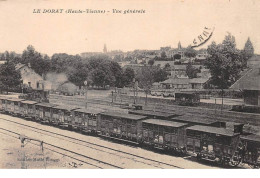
[19,66,43,90]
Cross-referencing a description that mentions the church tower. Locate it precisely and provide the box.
[103,44,107,53]
[178,41,182,49]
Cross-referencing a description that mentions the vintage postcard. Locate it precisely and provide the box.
[0,0,260,173]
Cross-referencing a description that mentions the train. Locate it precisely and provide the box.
[0,95,259,168]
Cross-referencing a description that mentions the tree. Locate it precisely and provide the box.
[91,67,115,88]
[241,37,254,68]
[21,45,51,76]
[161,51,167,58]
[184,45,197,58]
[186,62,200,78]
[0,53,5,61]
[174,54,181,60]
[0,62,22,94]
[153,67,168,82]
[164,63,171,71]
[109,61,123,87]
[148,59,155,66]
[136,66,155,105]
[205,33,243,89]
[67,63,89,87]
[122,67,135,87]
[87,59,118,88]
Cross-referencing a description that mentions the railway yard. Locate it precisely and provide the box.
[0,92,260,169]
[0,114,219,169]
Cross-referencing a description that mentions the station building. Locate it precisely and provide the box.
[230,68,260,106]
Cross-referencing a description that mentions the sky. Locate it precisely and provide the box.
[0,0,260,55]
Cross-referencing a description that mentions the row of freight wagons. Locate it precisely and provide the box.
[0,96,260,167]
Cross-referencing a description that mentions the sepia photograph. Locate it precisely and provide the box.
[0,0,260,174]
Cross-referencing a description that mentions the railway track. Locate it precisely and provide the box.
[88,97,260,126]
[49,94,260,126]
[0,127,121,169]
[0,116,183,169]
[141,104,260,125]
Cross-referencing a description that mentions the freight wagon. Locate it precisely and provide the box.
[20,100,38,119]
[35,103,57,123]
[5,98,25,116]
[51,105,79,128]
[240,134,260,168]
[186,125,241,166]
[0,96,7,113]
[1,96,260,168]
[99,111,148,143]
[141,119,188,152]
[72,108,104,133]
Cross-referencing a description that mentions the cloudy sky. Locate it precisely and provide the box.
[0,0,259,55]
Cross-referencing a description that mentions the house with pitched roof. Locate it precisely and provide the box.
[230,68,260,106]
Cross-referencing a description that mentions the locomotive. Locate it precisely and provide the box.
[0,96,260,168]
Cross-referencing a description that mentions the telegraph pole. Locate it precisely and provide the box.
[133,78,136,104]
[84,80,88,109]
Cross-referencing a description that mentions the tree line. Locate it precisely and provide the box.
[0,45,168,93]
[0,34,255,93]
[205,33,254,89]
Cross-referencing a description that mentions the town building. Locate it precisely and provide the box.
[15,63,44,90]
[159,77,209,90]
[189,78,209,89]
[247,55,260,68]
[80,52,103,58]
[160,77,190,89]
[15,63,52,91]
[0,60,6,65]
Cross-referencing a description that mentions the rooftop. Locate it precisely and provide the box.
[230,68,260,90]
[160,78,190,85]
[21,100,38,105]
[241,134,260,143]
[248,55,260,62]
[75,108,104,115]
[187,125,237,137]
[129,110,177,118]
[0,96,8,100]
[170,114,219,125]
[52,105,80,111]
[143,119,188,128]
[5,98,25,102]
[15,63,26,70]
[101,111,147,120]
[189,78,209,84]
[35,103,57,108]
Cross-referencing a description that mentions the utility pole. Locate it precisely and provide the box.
[84,80,88,109]
[133,78,136,105]
[221,88,224,114]
[111,91,114,103]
